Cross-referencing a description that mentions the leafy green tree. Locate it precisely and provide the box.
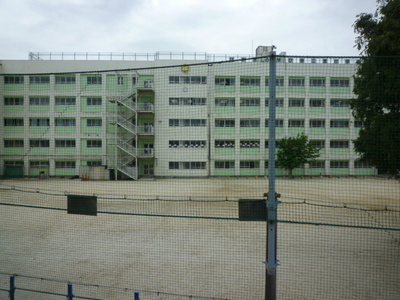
[352,0,400,174]
[276,134,320,177]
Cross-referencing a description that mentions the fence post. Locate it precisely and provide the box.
[265,48,278,300]
[67,283,73,300]
[9,275,15,300]
[134,291,140,300]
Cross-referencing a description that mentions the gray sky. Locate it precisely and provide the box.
[0,0,378,60]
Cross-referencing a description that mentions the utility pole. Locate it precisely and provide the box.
[265,47,278,300]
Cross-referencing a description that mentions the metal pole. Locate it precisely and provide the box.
[265,48,278,300]
[67,282,73,300]
[9,275,15,300]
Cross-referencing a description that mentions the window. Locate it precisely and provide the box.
[87,76,102,85]
[30,161,49,167]
[117,76,124,85]
[55,75,76,84]
[309,78,326,87]
[185,98,205,105]
[29,76,50,84]
[55,118,76,126]
[265,99,284,107]
[4,140,24,147]
[215,98,235,107]
[331,99,350,107]
[288,120,304,127]
[240,140,260,148]
[4,118,24,126]
[87,119,102,126]
[4,97,24,105]
[215,119,235,127]
[87,161,102,166]
[330,78,350,87]
[169,98,179,105]
[4,76,24,84]
[183,119,206,127]
[310,140,325,148]
[87,97,102,105]
[265,77,284,86]
[288,78,305,86]
[183,140,206,148]
[310,99,325,107]
[169,76,206,84]
[240,77,260,86]
[29,97,50,105]
[215,77,235,86]
[87,140,102,148]
[330,120,349,128]
[30,140,50,147]
[30,118,50,126]
[183,162,206,169]
[55,140,76,148]
[309,161,325,168]
[215,161,235,169]
[330,140,349,148]
[4,161,24,166]
[330,161,349,168]
[132,77,137,85]
[354,160,371,168]
[240,98,260,107]
[55,97,76,105]
[169,140,205,148]
[169,119,180,127]
[215,140,235,148]
[289,99,305,107]
[240,161,260,169]
[169,76,179,84]
[310,120,325,128]
[240,119,260,127]
[354,121,367,128]
[169,97,206,105]
[169,140,180,148]
[265,119,284,128]
[169,119,206,127]
[169,162,179,169]
[55,161,76,169]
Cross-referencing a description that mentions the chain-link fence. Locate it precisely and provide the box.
[0,55,399,299]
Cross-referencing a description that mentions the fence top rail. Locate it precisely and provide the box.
[28,51,253,62]
[27,51,362,64]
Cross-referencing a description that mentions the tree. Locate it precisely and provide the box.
[276,134,320,177]
[351,0,400,175]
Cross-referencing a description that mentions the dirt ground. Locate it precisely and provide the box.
[0,177,399,299]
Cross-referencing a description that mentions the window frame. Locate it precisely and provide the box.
[330,140,350,148]
[86,97,102,106]
[4,118,24,126]
[55,118,76,127]
[29,97,50,106]
[29,118,50,127]
[55,139,76,148]
[86,119,102,127]
[86,140,102,148]
[86,76,102,85]
[4,97,24,105]
[4,139,24,147]
[55,97,76,105]
[240,119,260,128]
[29,139,50,148]
[240,77,260,86]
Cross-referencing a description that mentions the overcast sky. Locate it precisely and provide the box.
[0,0,378,60]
